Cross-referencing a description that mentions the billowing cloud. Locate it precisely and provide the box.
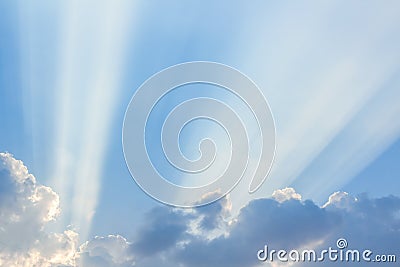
[0,152,78,267]
[272,187,302,203]
[1,152,399,266]
[130,189,400,267]
[0,153,135,267]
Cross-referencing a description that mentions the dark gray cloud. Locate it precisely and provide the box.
[131,190,400,267]
[195,193,231,231]
[175,198,340,267]
[131,207,192,257]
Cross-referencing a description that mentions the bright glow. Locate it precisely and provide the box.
[19,0,137,241]
[231,1,400,205]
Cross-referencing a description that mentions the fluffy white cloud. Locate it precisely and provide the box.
[272,187,302,203]
[0,152,79,267]
[322,191,357,210]
[0,153,135,267]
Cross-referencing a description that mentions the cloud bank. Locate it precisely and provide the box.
[1,153,399,266]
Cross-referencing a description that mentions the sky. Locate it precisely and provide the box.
[0,1,400,266]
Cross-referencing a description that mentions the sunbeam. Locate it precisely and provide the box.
[228,1,400,207]
[19,0,137,241]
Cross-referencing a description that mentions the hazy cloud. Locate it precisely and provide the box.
[79,235,135,267]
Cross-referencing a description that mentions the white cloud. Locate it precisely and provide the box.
[0,152,78,267]
[322,191,356,210]
[0,153,135,267]
[272,187,302,203]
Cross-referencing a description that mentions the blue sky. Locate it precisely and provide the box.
[1,1,400,266]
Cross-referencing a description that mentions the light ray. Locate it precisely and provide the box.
[19,0,137,241]
[229,1,400,207]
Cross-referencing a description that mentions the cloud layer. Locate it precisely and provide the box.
[129,194,400,266]
[1,153,399,266]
